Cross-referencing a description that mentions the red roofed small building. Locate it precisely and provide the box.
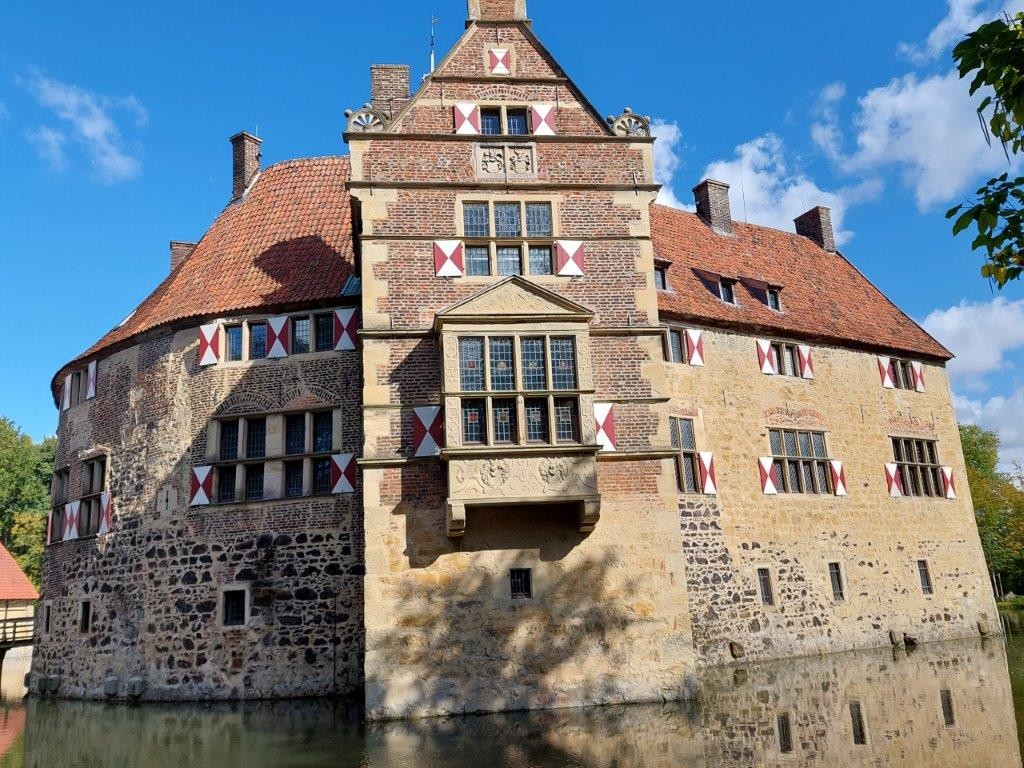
[33,0,996,717]
[0,544,37,658]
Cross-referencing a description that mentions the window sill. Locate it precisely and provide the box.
[215,349,346,367]
[198,492,340,509]
[442,443,596,459]
[46,533,101,547]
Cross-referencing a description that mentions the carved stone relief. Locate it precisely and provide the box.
[475,144,536,180]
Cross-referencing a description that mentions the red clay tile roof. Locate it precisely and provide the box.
[651,204,951,361]
[0,544,38,601]
[53,156,355,396]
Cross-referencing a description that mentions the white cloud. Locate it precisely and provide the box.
[20,71,146,183]
[899,0,1022,63]
[26,126,68,171]
[651,119,691,209]
[956,390,1024,469]
[922,297,1024,388]
[698,134,870,246]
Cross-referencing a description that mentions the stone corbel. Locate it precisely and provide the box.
[578,499,601,533]
[447,502,467,538]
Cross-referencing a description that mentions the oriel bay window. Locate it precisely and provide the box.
[455,334,581,447]
[462,200,554,277]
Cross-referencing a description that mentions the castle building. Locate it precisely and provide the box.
[34,0,997,718]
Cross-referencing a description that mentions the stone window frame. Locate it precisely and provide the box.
[457,195,560,278]
[917,558,934,596]
[219,582,251,630]
[663,325,690,365]
[768,342,803,378]
[509,567,533,600]
[48,467,71,544]
[477,104,532,136]
[889,436,943,498]
[77,455,108,538]
[448,331,585,450]
[668,416,700,494]
[209,307,350,366]
[205,408,343,506]
[888,357,918,391]
[755,566,777,608]
[827,560,847,603]
[767,428,834,495]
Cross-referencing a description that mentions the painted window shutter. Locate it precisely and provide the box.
[434,241,465,277]
[911,361,926,392]
[829,460,847,496]
[330,454,357,494]
[756,340,777,375]
[685,329,705,367]
[885,463,903,497]
[190,467,213,506]
[941,466,956,499]
[86,360,98,399]
[412,406,444,457]
[98,491,113,535]
[530,105,556,136]
[334,308,358,351]
[487,47,511,75]
[64,501,80,541]
[758,458,779,494]
[698,452,717,495]
[61,375,72,412]
[198,323,220,367]
[797,345,815,379]
[594,403,616,452]
[453,103,480,135]
[267,316,290,358]
[554,241,585,276]
[877,356,895,388]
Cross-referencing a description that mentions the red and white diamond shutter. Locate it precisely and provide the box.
[554,241,585,276]
[698,452,717,495]
[98,492,113,535]
[911,361,926,392]
[198,323,220,367]
[86,360,97,399]
[758,457,779,494]
[941,466,956,499]
[756,340,777,375]
[334,309,357,351]
[487,47,511,75]
[454,103,480,135]
[530,105,556,136]
[829,460,847,496]
[685,330,705,367]
[797,345,814,379]
[330,454,356,494]
[877,356,895,388]
[61,375,71,411]
[413,406,443,457]
[594,403,616,452]
[64,501,80,541]
[434,241,465,277]
[267,316,290,358]
[190,466,213,506]
[885,463,903,497]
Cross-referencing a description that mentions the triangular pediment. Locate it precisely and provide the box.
[435,276,594,327]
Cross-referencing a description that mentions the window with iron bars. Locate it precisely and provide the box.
[768,428,832,494]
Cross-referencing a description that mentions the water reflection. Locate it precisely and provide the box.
[2,638,1020,767]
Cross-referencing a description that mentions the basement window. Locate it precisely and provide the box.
[222,588,248,627]
[509,568,533,600]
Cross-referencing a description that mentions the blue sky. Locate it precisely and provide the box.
[1,0,1023,465]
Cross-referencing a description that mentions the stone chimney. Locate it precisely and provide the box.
[794,206,836,252]
[370,65,411,119]
[169,241,197,272]
[692,179,733,235]
[468,0,528,21]
[230,131,262,202]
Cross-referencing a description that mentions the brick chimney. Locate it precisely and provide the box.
[692,179,733,235]
[794,206,836,252]
[370,65,411,119]
[169,241,197,272]
[468,0,528,20]
[230,131,262,202]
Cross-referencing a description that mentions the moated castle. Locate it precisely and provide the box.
[32,0,997,719]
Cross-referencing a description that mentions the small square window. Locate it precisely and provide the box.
[767,288,782,311]
[719,280,736,305]
[314,314,335,352]
[507,109,529,136]
[480,108,502,135]
[292,317,311,354]
[226,326,243,361]
[655,266,668,291]
[79,601,92,633]
[249,322,268,359]
[223,589,247,627]
[510,568,532,599]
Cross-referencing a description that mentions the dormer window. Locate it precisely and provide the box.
[719,279,737,305]
[654,265,669,291]
[767,287,782,311]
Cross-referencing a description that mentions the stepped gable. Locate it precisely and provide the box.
[52,156,356,395]
[651,203,951,361]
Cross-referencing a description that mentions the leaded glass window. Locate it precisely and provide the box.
[313,457,332,494]
[315,314,334,351]
[286,414,305,455]
[292,317,310,354]
[462,399,486,444]
[465,246,490,276]
[245,464,264,501]
[249,323,267,360]
[768,428,831,494]
[525,202,552,237]
[285,461,304,497]
[463,203,490,237]
[220,420,239,461]
[528,246,552,275]
[554,398,579,443]
[246,418,266,459]
[492,398,517,444]
[550,338,576,390]
[524,398,549,442]
[489,337,514,391]
[226,326,243,361]
[497,246,521,276]
[495,203,522,237]
[521,338,546,390]
[313,412,333,453]
[891,437,943,497]
[218,466,236,503]
[670,417,698,493]
[459,337,485,391]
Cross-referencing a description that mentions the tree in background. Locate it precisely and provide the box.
[0,418,53,585]
[961,424,1024,593]
[947,12,1024,286]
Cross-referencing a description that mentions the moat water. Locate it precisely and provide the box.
[4,621,1024,767]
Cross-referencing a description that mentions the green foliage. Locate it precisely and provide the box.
[947,12,1024,286]
[0,419,54,585]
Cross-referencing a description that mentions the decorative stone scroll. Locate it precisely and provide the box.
[607,107,651,137]
[344,104,387,133]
